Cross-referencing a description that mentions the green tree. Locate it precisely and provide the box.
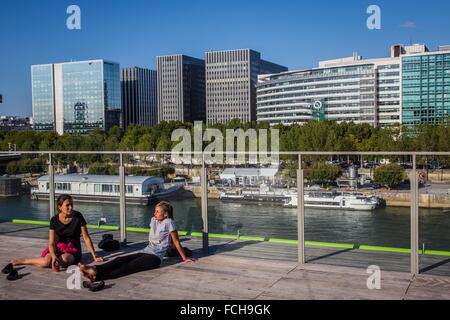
[5,161,18,175]
[156,135,171,152]
[373,163,405,189]
[308,162,342,184]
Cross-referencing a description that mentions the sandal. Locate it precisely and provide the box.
[6,269,19,281]
[1,263,13,274]
[83,280,105,292]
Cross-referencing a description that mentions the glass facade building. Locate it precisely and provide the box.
[121,67,157,129]
[402,52,450,125]
[32,60,121,134]
[31,64,55,131]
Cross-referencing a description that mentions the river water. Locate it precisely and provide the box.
[0,196,449,251]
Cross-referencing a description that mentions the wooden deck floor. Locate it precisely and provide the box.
[0,222,449,300]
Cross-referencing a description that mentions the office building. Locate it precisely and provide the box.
[121,67,157,129]
[206,49,287,124]
[256,45,429,127]
[32,60,121,135]
[402,46,450,125]
[157,55,205,123]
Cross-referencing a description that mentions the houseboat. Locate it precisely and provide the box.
[31,174,183,206]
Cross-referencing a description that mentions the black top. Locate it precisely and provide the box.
[50,211,87,254]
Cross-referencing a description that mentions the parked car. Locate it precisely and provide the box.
[400,162,413,169]
[363,161,377,169]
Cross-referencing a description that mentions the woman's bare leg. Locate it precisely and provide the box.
[12,255,52,268]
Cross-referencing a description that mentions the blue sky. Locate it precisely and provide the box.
[1,0,449,116]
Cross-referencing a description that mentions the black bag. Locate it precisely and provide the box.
[98,234,120,252]
[166,246,193,258]
[101,234,114,241]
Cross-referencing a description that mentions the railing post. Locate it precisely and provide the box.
[411,154,419,275]
[201,153,209,254]
[48,153,55,218]
[298,154,305,265]
[119,153,127,244]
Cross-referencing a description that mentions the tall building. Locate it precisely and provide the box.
[402,46,450,126]
[256,45,417,127]
[157,55,205,123]
[121,67,157,129]
[32,60,121,135]
[205,49,287,124]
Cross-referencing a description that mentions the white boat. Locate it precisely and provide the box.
[31,174,183,206]
[283,191,378,211]
[219,184,297,206]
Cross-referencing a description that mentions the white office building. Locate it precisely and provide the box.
[256,45,427,127]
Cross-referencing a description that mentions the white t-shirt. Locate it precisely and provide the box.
[140,217,177,260]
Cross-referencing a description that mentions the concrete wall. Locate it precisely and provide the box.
[372,191,450,208]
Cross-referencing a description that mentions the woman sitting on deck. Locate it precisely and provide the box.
[78,201,195,284]
[2,194,103,279]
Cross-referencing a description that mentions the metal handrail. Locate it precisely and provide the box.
[2,151,450,156]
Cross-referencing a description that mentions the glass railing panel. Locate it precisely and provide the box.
[303,154,411,273]
[418,154,450,277]
[207,153,298,262]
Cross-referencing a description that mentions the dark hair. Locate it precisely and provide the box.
[56,194,73,215]
[156,201,173,219]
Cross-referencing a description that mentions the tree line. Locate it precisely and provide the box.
[2,120,450,153]
[1,120,450,177]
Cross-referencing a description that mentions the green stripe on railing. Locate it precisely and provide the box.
[126,227,150,233]
[269,238,298,244]
[238,235,266,241]
[9,219,450,257]
[190,232,203,237]
[12,219,50,226]
[359,245,412,254]
[210,233,238,239]
[425,250,450,257]
[86,224,119,231]
[305,241,355,249]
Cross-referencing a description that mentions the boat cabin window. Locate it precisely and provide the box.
[102,185,112,193]
[55,183,71,191]
[98,184,133,194]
